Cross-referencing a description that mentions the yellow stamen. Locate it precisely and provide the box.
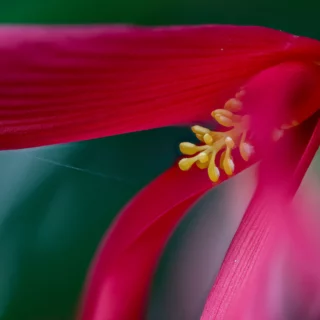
[222,137,235,175]
[196,161,209,169]
[211,109,234,118]
[224,98,243,112]
[195,134,204,142]
[198,152,209,163]
[178,89,296,183]
[208,151,220,182]
[211,109,234,127]
[178,93,251,182]
[239,131,254,161]
[215,115,233,127]
[203,133,213,145]
[219,151,226,170]
[191,125,211,135]
[179,142,206,155]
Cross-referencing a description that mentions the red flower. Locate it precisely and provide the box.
[1,25,319,319]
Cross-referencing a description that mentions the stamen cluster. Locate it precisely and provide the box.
[178,90,254,182]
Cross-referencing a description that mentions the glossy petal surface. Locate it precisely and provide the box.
[79,152,255,320]
[1,25,320,149]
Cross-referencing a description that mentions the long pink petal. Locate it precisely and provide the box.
[232,182,320,319]
[78,153,255,320]
[220,192,288,320]
[201,113,320,319]
[1,25,320,149]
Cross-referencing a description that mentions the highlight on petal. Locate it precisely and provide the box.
[1,25,320,149]
[78,154,255,320]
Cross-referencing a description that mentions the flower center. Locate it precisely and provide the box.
[178,90,299,183]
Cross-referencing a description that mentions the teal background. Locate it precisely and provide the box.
[0,1,319,319]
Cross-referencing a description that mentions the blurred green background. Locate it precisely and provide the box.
[0,1,319,319]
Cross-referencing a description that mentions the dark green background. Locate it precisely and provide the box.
[0,1,319,319]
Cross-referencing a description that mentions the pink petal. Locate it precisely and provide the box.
[201,115,320,319]
[1,25,320,149]
[78,154,255,320]
[240,61,320,157]
[232,181,320,319]
[283,185,320,318]
[222,192,289,320]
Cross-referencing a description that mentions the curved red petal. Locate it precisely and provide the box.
[201,115,320,319]
[1,25,320,149]
[78,155,255,320]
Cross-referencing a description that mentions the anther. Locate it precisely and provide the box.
[214,115,234,127]
[212,109,234,118]
[192,125,211,142]
[223,157,235,176]
[191,125,211,135]
[224,98,243,112]
[178,158,194,171]
[235,90,245,100]
[203,133,213,145]
[208,165,220,182]
[198,152,209,163]
[179,142,206,155]
[239,132,253,161]
[240,142,254,161]
[220,151,226,169]
[196,161,209,169]
[179,153,206,171]
[222,137,235,175]
[211,109,237,127]
[225,137,235,148]
[195,134,204,142]
[208,152,220,182]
